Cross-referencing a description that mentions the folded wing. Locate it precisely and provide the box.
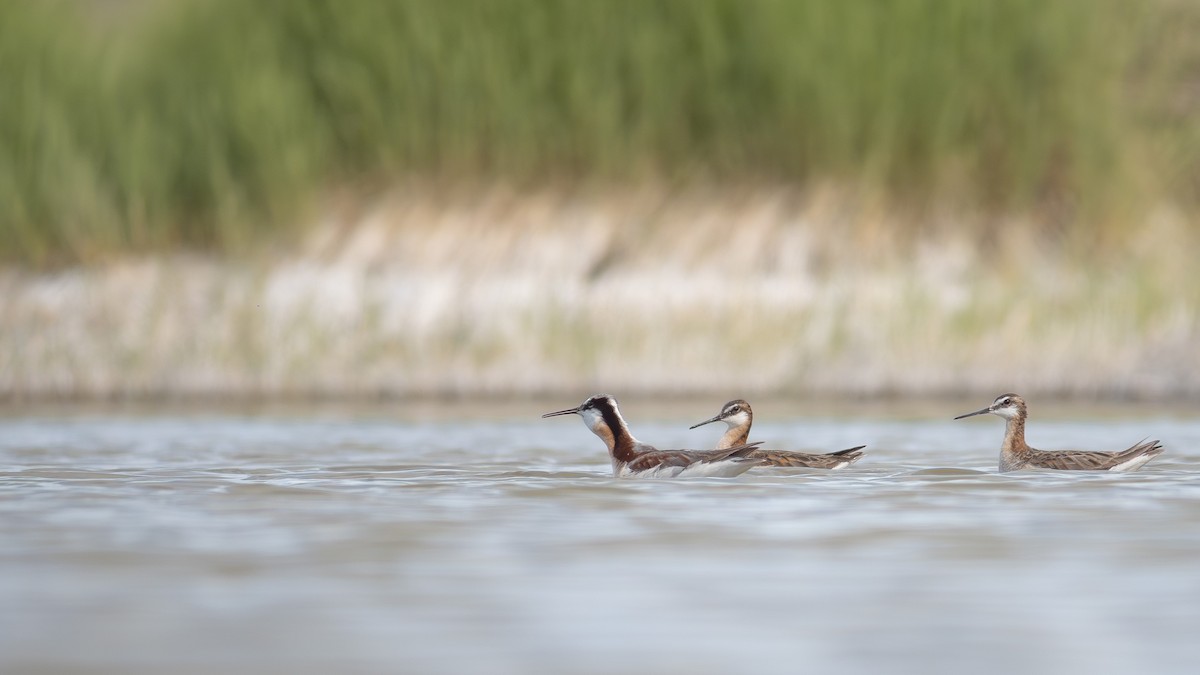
[625,442,764,473]
[1029,439,1164,472]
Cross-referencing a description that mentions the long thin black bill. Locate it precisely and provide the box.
[688,414,724,430]
[542,407,581,419]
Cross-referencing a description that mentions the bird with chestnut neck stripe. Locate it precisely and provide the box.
[543,394,765,478]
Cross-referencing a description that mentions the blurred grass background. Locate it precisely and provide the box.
[3,0,1199,265]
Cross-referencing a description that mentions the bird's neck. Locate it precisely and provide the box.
[1001,414,1030,458]
[717,424,750,450]
[597,407,640,463]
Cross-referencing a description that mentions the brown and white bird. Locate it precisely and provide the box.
[689,399,866,469]
[954,393,1164,472]
[543,394,765,478]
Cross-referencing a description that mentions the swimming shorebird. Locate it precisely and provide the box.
[954,393,1164,472]
[689,399,866,469]
[542,394,765,478]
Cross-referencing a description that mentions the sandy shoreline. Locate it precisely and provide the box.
[3,187,1197,400]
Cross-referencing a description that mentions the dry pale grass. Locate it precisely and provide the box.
[1,185,1197,399]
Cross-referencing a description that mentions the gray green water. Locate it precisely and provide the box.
[2,400,1199,674]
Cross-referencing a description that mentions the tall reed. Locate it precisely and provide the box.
[0,0,1195,263]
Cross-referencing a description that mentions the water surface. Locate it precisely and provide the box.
[2,400,1199,674]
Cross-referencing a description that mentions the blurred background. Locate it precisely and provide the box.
[3,0,1199,399]
[6,5,1200,675]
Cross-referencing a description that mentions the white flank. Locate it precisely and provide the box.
[616,464,684,479]
[615,458,758,479]
[676,459,760,478]
[1107,453,1156,473]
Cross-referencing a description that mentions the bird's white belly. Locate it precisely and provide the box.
[676,461,755,478]
[614,460,753,479]
[615,463,685,479]
[1107,454,1155,473]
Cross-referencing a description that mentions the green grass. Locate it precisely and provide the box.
[1,0,1198,264]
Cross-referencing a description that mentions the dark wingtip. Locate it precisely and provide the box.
[1129,437,1165,456]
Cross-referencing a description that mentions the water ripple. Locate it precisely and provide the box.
[2,409,1200,673]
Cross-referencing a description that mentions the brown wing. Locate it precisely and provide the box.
[1028,439,1164,471]
[626,442,763,472]
[750,445,866,468]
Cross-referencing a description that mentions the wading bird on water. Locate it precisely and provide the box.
[543,394,764,478]
[690,399,866,469]
[954,393,1163,472]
